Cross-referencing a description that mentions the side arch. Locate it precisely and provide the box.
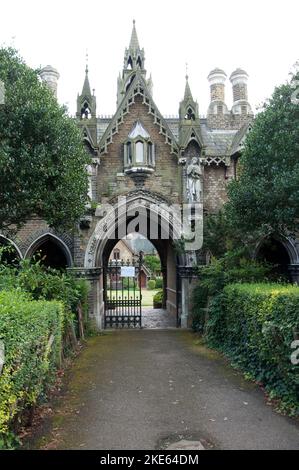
[254,234,299,265]
[25,232,73,268]
[0,235,23,262]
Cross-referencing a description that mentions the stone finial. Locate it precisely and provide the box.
[207,68,227,102]
[0,80,5,105]
[40,65,60,98]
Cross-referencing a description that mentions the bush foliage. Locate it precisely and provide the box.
[0,290,64,447]
[147,279,156,290]
[205,283,299,415]
[0,256,90,447]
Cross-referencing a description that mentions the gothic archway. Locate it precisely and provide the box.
[25,233,73,269]
[84,192,185,328]
[255,235,298,281]
[0,236,22,265]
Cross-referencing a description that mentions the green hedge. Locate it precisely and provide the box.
[206,283,299,415]
[0,290,64,446]
[147,279,156,290]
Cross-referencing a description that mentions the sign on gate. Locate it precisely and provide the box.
[120,266,135,277]
[104,256,143,329]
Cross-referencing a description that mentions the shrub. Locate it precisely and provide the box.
[0,290,64,447]
[206,283,299,415]
[155,277,163,288]
[191,254,271,333]
[153,289,164,308]
[147,279,156,290]
[0,259,89,337]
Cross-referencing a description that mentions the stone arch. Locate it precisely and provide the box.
[85,192,185,268]
[0,235,23,264]
[25,233,73,268]
[84,192,185,328]
[254,234,299,280]
[254,234,299,265]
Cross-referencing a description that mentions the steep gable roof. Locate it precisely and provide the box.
[230,122,252,156]
[98,72,179,156]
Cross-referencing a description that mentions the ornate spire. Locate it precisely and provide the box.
[184,74,193,101]
[82,52,91,97]
[123,20,145,72]
[129,19,140,51]
[117,20,147,106]
[77,59,96,120]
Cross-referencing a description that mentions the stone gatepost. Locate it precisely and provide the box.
[178,266,199,328]
[68,267,102,330]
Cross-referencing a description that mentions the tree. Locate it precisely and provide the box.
[0,48,90,233]
[143,254,161,276]
[226,68,299,237]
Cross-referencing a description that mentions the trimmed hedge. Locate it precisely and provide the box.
[206,283,299,415]
[0,290,64,446]
[147,279,156,290]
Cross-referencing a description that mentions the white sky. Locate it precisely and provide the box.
[1,0,298,117]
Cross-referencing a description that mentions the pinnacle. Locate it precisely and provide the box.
[129,19,140,51]
[82,66,91,97]
[184,75,193,101]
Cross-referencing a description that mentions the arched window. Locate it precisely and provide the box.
[148,142,154,166]
[135,141,144,163]
[124,121,155,173]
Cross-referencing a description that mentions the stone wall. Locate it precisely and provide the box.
[97,96,181,205]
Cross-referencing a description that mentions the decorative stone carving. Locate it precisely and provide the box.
[186,157,203,202]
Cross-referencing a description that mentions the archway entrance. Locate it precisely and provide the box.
[85,193,183,329]
[256,237,291,281]
[103,234,175,328]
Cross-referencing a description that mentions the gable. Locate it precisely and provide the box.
[98,72,179,156]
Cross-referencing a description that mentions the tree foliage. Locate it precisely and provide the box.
[226,68,299,236]
[0,48,90,233]
[144,254,161,276]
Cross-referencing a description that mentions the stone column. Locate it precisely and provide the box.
[178,266,199,328]
[288,264,299,284]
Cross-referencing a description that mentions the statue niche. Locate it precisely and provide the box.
[186,157,203,202]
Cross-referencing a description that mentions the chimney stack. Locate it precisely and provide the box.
[230,68,252,115]
[40,65,60,98]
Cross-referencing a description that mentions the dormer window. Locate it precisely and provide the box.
[124,121,155,175]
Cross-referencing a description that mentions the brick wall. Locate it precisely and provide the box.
[97,96,181,204]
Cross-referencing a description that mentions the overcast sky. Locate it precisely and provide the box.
[1,0,298,117]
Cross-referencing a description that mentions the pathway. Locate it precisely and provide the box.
[26,330,299,450]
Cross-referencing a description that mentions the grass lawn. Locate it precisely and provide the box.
[107,289,159,307]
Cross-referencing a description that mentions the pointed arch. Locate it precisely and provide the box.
[0,235,22,263]
[25,233,73,268]
[254,234,299,265]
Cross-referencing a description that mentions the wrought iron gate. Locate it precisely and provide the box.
[104,256,142,328]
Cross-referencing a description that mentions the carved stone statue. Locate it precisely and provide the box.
[186,157,202,202]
